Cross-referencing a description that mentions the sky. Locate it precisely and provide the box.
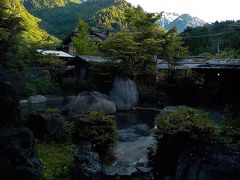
[126,0,240,22]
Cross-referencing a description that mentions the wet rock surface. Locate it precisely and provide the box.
[71,141,103,180]
[0,128,42,180]
[176,145,240,180]
[104,124,155,178]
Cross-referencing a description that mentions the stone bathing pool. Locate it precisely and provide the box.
[19,96,224,178]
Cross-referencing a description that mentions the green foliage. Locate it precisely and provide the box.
[214,49,240,59]
[37,143,78,180]
[180,20,240,56]
[23,0,118,38]
[125,6,161,32]
[1,0,59,44]
[217,107,240,147]
[102,32,138,64]
[22,0,80,9]
[102,6,187,77]
[224,104,234,122]
[62,121,75,143]
[89,0,131,31]
[217,124,240,147]
[90,61,133,91]
[75,111,118,154]
[39,56,65,69]
[73,19,97,55]
[155,108,217,144]
[25,76,60,95]
[0,0,59,70]
[154,107,217,174]
[62,78,92,94]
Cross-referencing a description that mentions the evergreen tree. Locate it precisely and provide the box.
[73,19,97,55]
[0,0,22,65]
[102,6,187,75]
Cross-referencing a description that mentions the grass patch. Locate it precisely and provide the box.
[37,143,78,180]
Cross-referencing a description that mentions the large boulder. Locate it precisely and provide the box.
[176,146,240,180]
[0,128,42,180]
[71,141,103,180]
[110,77,138,111]
[27,95,47,104]
[28,109,65,139]
[0,67,21,127]
[63,91,116,118]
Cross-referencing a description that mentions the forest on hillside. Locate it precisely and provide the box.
[180,20,240,57]
[23,0,127,38]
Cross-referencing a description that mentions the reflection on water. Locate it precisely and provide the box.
[115,110,159,129]
[19,99,159,129]
[19,99,224,130]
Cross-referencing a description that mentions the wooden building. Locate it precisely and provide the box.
[56,29,109,54]
[194,59,240,105]
[64,55,109,80]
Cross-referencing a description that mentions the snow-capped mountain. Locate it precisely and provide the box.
[158,12,180,28]
[158,12,206,32]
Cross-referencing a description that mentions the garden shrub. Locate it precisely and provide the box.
[218,125,240,147]
[74,111,118,155]
[25,76,60,95]
[90,61,134,92]
[37,143,78,180]
[39,56,65,70]
[217,111,240,147]
[62,78,92,93]
[62,121,75,144]
[154,107,217,175]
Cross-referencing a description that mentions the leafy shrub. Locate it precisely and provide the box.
[90,61,134,92]
[218,125,240,147]
[223,104,234,122]
[39,56,65,70]
[62,121,75,144]
[154,107,217,175]
[25,76,60,95]
[217,113,240,147]
[37,143,78,180]
[74,111,118,154]
[155,108,217,143]
[62,78,92,93]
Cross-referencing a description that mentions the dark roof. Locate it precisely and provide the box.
[157,59,240,70]
[74,55,109,63]
[157,58,203,70]
[195,59,240,70]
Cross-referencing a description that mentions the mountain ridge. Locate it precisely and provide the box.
[22,0,129,38]
[21,0,81,9]
[158,12,206,32]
